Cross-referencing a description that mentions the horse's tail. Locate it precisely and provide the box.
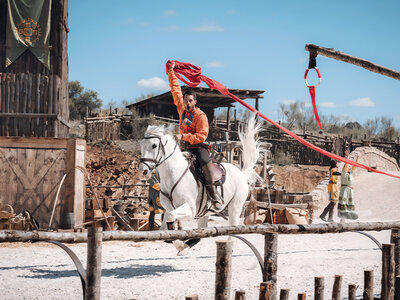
[238,114,264,184]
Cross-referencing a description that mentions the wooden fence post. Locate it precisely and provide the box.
[85,227,102,300]
[348,284,356,300]
[391,229,400,277]
[363,270,374,300]
[235,290,246,300]
[332,275,342,300]
[215,240,232,300]
[382,243,395,300]
[395,276,400,300]
[297,293,306,300]
[263,233,278,299]
[279,289,289,300]
[314,276,324,300]
[392,229,400,300]
[259,281,274,300]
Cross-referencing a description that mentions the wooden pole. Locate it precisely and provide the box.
[2,221,400,243]
[263,233,277,299]
[395,276,400,300]
[382,243,395,300]
[314,276,324,300]
[332,275,342,300]
[235,290,246,300]
[363,270,374,300]
[85,227,102,300]
[392,229,400,299]
[391,229,400,277]
[348,284,356,300]
[259,281,274,300]
[185,295,199,300]
[279,289,289,300]
[215,240,232,300]
[297,293,306,300]
[305,44,400,81]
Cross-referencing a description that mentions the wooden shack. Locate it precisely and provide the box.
[0,0,69,137]
[126,86,265,125]
[0,137,85,229]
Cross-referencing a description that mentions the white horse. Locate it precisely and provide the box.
[138,115,263,234]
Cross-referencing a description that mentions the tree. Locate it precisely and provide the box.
[69,81,102,120]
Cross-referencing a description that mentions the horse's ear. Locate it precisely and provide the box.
[165,123,176,135]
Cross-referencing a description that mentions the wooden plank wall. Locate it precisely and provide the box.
[0,137,85,229]
[0,0,69,138]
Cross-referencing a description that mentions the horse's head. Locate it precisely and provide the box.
[138,124,175,176]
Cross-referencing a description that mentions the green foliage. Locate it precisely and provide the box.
[121,109,165,140]
[134,93,156,103]
[278,101,400,141]
[69,81,102,120]
[271,150,294,165]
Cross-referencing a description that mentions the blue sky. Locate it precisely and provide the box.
[68,0,400,127]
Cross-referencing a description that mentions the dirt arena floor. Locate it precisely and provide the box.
[1,145,399,299]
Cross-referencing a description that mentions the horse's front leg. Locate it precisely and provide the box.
[165,202,193,223]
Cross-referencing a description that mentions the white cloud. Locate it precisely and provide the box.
[282,99,296,105]
[349,97,375,107]
[193,23,224,32]
[205,61,224,68]
[319,102,337,108]
[226,9,236,15]
[123,18,135,25]
[164,10,175,16]
[137,77,169,91]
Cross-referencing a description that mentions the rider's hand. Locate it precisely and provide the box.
[169,62,175,71]
[174,134,182,141]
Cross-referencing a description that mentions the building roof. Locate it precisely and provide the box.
[126,85,265,109]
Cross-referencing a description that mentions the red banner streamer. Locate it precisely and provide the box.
[166,60,400,179]
[307,86,322,130]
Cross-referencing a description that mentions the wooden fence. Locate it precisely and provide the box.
[1,221,399,300]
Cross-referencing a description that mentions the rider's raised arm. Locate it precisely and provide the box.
[168,69,184,115]
[181,112,209,144]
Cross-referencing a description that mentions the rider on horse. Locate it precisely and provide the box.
[168,62,223,210]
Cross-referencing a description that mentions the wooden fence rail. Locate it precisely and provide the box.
[1,221,400,243]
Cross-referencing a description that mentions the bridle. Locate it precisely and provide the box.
[139,135,178,170]
[140,134,191,210]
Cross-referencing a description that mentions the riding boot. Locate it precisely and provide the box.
[202,162,223,211]
[327,202,336,222]
[319,201,334,222]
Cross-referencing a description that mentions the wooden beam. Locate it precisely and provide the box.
[305,44,400,81]
[1,221,400,243]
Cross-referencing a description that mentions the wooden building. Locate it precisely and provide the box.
[0,0,69,137]
[126,86,265,123]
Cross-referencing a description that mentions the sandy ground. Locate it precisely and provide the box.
[1,171,399,300]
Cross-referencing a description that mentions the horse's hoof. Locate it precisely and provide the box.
[172,240,185,252]
[177,245,190,256]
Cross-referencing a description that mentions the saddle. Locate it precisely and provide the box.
[184,152,226,185]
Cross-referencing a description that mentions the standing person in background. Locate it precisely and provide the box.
[147,168,165,230]
[319,159,341,222]
[167,61,223,210]
[338,151,358,221]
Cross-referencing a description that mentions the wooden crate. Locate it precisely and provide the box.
[0,137,85,229]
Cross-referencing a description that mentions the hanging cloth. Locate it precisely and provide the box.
[6,0,52,69]
[166,60,400,180]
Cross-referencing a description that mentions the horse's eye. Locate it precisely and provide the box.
[152,144,157,149]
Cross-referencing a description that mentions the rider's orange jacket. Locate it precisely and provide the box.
[168,69,209,145]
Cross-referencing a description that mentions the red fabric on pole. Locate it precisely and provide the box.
[166,60,400,180]
[308,85,323,130]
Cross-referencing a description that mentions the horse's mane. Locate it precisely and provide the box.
[144,124,176,140]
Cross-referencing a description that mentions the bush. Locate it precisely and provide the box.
[271,150,294,165]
